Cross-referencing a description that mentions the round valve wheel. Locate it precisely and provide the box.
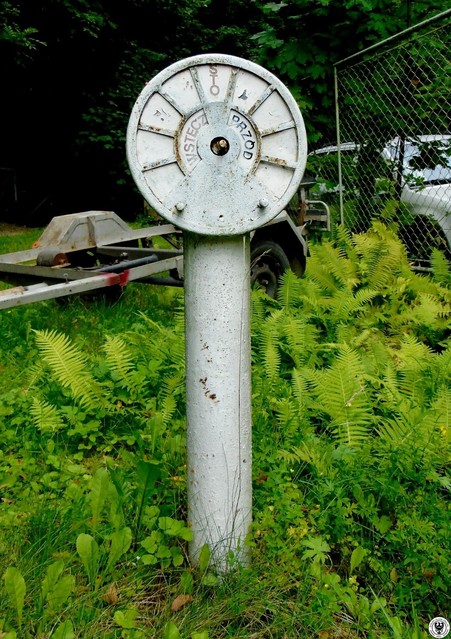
[127,54,307,235]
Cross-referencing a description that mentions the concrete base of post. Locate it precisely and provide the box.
[184,232,252,571]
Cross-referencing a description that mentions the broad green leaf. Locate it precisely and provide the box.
[114,608,138,629]
[90,467,111,530]
[163,621,182,639]
[192,633,209,639]
[200,573,219,587]
[51,620,75,639]
[141,531,162,554]
[156,545,171,559]
[350,546,367,574]
[41,560,64,602]
[76,533,99,585]
[3,567,26,628]
[137,460,161,491]
[180,571,194,595]
[46,574,75,612]
[171,548,184,567]
[158,516,180,535]
[106,527,132,573]
[158,517,193,541]
[300,536,331,564]
[375,515,392,534]
[198,544,211,574]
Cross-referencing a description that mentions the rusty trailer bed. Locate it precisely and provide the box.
[0,211,184,309]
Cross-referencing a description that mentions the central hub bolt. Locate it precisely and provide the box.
[210,137,230,156]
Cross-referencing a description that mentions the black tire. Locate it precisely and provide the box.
[250,240,290,298]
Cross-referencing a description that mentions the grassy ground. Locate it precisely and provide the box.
[0,223,448,639]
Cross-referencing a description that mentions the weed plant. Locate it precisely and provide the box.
[0,222,449,638]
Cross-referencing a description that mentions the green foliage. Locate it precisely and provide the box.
[3,567,25,629]
[252,0,440,141]
[0,224,449,637]
[251,222,449,633]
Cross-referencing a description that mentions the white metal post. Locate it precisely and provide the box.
[126,53,307,571]
[184,232,252,567]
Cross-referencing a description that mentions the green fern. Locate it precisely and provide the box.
[307,241,356,293]
[103,335,135,384]
[257,308,285,379]
[291,367,311,418]
[335,224,360,264]
[287,440,334,476]
[312,345,373,447]
[136,312,185,368]
[30,397,65,433]
[430,248,451,287]
[405,292,451,326]
[280,314,320,368]
[328,287,378,322]
[397,334,434,371]
[33,329,107,410]
[277,269,305,308]
[159,374,184,425]
[353,221,406,289]
[378,389,450,466]
[297,278,329,314]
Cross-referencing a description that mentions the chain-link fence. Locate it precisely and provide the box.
[306,9,451,267]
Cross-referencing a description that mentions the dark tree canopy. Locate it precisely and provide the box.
[0,0,444,224]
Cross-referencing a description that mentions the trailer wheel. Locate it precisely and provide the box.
[251,240,290,298]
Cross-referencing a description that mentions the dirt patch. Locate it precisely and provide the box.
[0,223,29,236]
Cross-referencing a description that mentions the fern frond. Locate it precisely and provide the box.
[380,363,405,409]
[308,242,356,293]
[251,288,271,327]
[30,397,65,433]
[297,279,329,313]
[430,248,451,287]
[103,335,135,384]
[291,367,312,417]
[277,269,304,308]
[263,308,286,379]
[398,334,434,370]
[159,374,184,425]
[312,345,373,447]
[281,315,319,367]
[288,441,334,475]
[336,224,359,263]
[359,336,392,376]
[379,389,450,466]
[135,313,185,368]
[329,287,378,321]
[353,221,406,289]
[34,329,106,410]
[273,396,298,429]
[406,292,451,326]
[431,389,450,463]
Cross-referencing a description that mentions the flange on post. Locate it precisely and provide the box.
[127,54,307,569]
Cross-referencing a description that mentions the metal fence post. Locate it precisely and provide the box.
[312,10,451,267]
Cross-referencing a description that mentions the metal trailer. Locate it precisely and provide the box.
[0,186,329,310]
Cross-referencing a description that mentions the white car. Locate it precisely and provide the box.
[311,135,451,254]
